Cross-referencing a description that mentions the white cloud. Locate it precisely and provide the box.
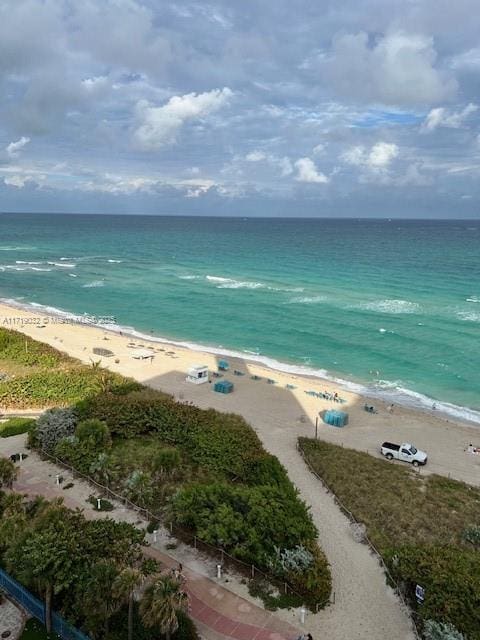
[422,103,478,131]
[342,145,365,166]
[312,143,325,156]
[245,150,266,161]
[6,136,30,158]
[243,151,293,176]
[133,88,232,150]
[368,142,399,168]
[342,142,398,170]
[321,31,457,106]
[4,175,29,188]
[294,157,329,183]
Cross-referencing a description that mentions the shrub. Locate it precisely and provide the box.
[76,419,111,449]
[77,390,266,481]
[0,457,18,489]
[0,417,36,438]
[168,480,330,607]
[424,620,465,640]
[152,448,181,475]
[88,495,114,511]
[462,525,480,548]
[124,470,154,507]
[268,544,314,575]
[35,407,77,453]
[146,520,160,534]
[0,327,65,367]
[55,436,97,474]
[387,544,480,639]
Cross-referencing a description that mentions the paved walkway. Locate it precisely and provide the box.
[0,435,300,640]
[0,597,25,640]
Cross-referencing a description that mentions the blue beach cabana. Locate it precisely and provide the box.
[214,379,234,394]
[323,410,349,428]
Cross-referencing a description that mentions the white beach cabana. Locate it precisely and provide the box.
[186,364,209,384]
[131,348,155,360]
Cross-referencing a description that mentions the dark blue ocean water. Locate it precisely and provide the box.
[1,213,479,421]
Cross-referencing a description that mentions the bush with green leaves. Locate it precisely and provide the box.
[152,448,181,476]
[55,436,97,474]
[387,545,480,639]
[34,407,77,453]
[0,417,36,438]
[462,525,480,548]
[169,481,330,607]
[268,544,314,575]
[124,470,154,507]
[424,620,465,640]
[0,327,65,367]
[76,418,111,449]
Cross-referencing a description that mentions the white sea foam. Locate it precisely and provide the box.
[457,310,480,322]
[2,297,480,427]
[68,273,78,278]
[0,246,36,251]
[288,295,326,304]
[466,296,480,303]
[206,275,264,289]
[15,261,42,265]
[179,275,202,280]
[357,299,420,314]
[82,280,105,288]
[205,275,303,292]
[31,267,52,272]
[48,262,76,268]
[107,259,122,263]
[59,257,73,261]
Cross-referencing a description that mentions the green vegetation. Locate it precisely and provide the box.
[0,457,18,489]
[298,437,480,638]
[0,490,196,640]
[1,327,331,609]
[0,417,36,437]
[19,619,61,640]
[0,327,141,409]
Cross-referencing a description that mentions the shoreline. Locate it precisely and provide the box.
[2,296,480,428]
[2,299,480,489]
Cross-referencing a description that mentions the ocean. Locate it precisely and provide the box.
[1,213,479,423]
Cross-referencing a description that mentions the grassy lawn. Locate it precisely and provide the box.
[20,619,61,640]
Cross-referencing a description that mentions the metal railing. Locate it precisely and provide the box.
[34,448,333,613]
[0,568,90,640]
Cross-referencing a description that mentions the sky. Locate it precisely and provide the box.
[1,0,480,217]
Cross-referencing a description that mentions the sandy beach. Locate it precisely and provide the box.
[1,300,479,488]
[13,299,480,638]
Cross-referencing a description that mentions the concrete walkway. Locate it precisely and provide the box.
[0,435,300,640]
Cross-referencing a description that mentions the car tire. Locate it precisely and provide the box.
[412,460,419,467]
[386,453,393,460]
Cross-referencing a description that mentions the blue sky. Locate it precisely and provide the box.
[1,0,480,217]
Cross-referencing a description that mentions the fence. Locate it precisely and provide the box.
[36,448,333,612]
[296,441,422,639]
[0,568,91,640]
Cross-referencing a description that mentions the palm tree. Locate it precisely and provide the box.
[139,574,189,640]
[112,567,144,640]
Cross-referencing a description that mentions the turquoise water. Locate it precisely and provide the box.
[1,213,479,422]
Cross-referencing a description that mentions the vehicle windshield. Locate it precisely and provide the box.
[410,446,417,454]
